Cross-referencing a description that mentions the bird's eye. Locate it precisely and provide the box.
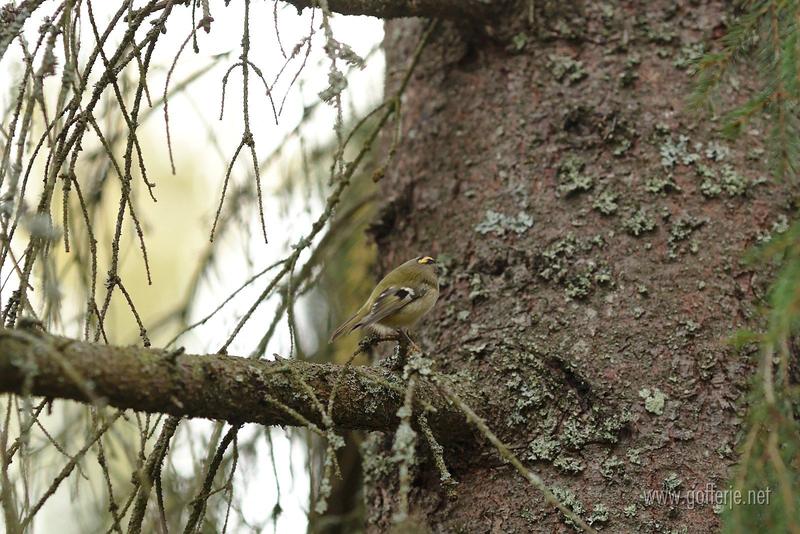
[417,256,435,264]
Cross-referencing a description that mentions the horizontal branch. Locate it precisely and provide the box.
[0,328,468,441]
[282,0,494,20]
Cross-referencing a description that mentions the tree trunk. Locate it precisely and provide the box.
[366,3,783,531]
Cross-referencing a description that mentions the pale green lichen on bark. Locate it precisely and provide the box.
[547,54,588,85]
[474,209,534,236]
[638,387,666,416]
[557,156,594,196]
[622,207,656,236]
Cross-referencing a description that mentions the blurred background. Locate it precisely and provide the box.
[0,1,385,531]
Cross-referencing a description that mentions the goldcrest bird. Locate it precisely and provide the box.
[330,256,440,342]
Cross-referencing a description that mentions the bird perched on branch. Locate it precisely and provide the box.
[330,256,440,344]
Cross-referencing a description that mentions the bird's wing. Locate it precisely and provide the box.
[356,286,419,328]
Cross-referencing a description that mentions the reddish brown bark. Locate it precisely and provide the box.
[366,3,783,531]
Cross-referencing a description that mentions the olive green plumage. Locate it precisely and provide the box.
[329,256,440,342]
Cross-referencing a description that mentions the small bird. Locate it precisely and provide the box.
[330,256,440,343]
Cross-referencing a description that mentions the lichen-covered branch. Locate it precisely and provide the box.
[0,328,467,441]
[0,0,48,61]
[282,0,495,20]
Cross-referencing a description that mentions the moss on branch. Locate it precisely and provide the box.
[0,328,467,442]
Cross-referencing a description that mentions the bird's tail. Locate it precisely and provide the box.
[329,314,361,342]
